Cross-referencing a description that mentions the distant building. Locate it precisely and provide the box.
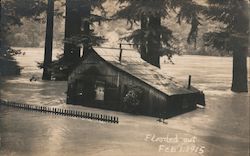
[67,47,205,118]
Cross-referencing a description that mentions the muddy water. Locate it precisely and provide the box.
[0,48,249,156]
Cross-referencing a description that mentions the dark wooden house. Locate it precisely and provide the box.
[66,47,205,118]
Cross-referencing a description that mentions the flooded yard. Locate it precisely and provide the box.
[0,48,249,156]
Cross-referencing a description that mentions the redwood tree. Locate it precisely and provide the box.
[0,0,2,48]
[42,0,54,80]
[64,0,106,57]
[203,0,249,92]
[114,0,203,68]
[63,0,81,61]
[50,0,106,80]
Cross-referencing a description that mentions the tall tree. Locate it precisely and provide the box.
[63,0,81,61]
[42,0,54,80]
[64,0,106,58]
[79,0,107,56]
[114,0,173,68]
[203,0,249,92]
[114,0,203,68]
[0,0,2,49]
[50,0,106,80]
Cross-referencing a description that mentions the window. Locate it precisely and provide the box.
[95,81,105,101]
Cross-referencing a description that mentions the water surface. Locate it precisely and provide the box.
[0,48,249,156]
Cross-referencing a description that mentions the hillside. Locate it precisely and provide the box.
[5,0,249,56]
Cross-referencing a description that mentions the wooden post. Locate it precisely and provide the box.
[188,75,191,89]
[119,43,123,63]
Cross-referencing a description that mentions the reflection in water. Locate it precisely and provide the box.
[0,48,249,156]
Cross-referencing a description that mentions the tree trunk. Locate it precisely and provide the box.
[0,0,2,49]
[140,16,148,61]
[80,3,91,57]
[231,48,248,92]
[82,19,91,57]
[64,0,81,60]
[42,0,54,80]
[147,16,161,68]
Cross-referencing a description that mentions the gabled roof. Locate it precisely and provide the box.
[92,47,200,96]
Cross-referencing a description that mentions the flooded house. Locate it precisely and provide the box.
[66,47,205,118]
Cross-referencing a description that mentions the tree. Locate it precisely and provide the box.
[0,0,2,48]
[42,0,54,80]
[203,0,249,92]
[114,0,203,68]
[0,0,47,76]
[63,0,82,62]
[1,0,46,48]
[64,0,106,57]
[50,0,106,80]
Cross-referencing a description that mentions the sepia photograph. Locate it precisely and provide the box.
[0,0,249,156]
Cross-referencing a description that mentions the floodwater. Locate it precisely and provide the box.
[0,48,249,156]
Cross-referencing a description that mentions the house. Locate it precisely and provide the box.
[66,47,205,118]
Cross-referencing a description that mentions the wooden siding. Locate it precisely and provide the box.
[67,49,205,117]
[67,52,171,117]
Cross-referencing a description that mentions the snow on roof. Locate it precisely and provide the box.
[93,47,200,96]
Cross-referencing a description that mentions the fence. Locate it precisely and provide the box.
[0,99,119,124]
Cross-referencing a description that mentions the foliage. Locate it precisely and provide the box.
[49,0,108,80]
[0,47,22,76]
[122,86,144,113]
[64,0,108,49]
[4,17,64,48]
[203,0,249,52]
[114,0,205,67]
[1,0,48,76]
[38,53,78,80]
[1,0,47,40]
